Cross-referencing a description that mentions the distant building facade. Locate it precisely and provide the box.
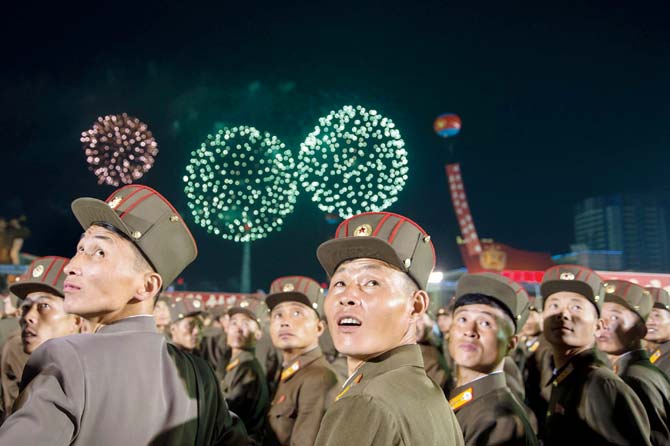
[572,194,670,272]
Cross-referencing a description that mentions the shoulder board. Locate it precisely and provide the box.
[226,358,240,372]
[281,361,301,382]
[650,349,661,364]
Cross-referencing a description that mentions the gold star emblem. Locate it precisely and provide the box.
[32,265,44,278]
[108,196,123,209]
[354,224,373,237]
[560,272,575,281]
[605,284,617,294]
[282,283,295,292]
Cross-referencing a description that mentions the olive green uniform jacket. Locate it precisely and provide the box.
[0,316,248,445]
[648,340,670,379]
[314,344,464,446]
[545,348,651,446]
[265,347,339,446]
[222,349,270,443]
[0,330,28,420]
[449,372,538,446]
[613,349,670,446]
[419,341,451,393]
[515,334,553,436]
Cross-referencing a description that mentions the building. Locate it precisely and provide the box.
[573,194,670,272]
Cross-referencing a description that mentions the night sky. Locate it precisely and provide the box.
[2,1,669,291]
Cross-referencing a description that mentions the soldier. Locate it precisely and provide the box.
[199,306,231,380]
[168,297,202,353]
[644,287,670,377]
[596,280,670,446]
[513,294,553,435]
[447,272,538,445]
[540,264,651,446]
[415,312,451,392]
[0,185,247,445]
[314,212,464,446]
[153,294,172,336]
[222,300,270,444]
[1,257,86,418]
[436,302,455,374]
[265,276,340,446]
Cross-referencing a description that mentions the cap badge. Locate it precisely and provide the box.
[240,301,249,308]
[403,258,412,268]
[282,283,295,292]
[354,224,373,237]
[605,284,617,294]
[131,231,142,239]
[193,300,201,308]
[108,196,123,209]
[560,272,575,281]
[32,264,45,278]
[423,235,431,243]
[169,215,180,222]
[312,302,319,310]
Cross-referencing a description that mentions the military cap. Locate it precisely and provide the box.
[71,184,197,287]
[436,306,451,317]
[645,287,670,311]
[228,298,267,327]
[540,264,604,315]
[265,276,323,316]
[603,280,653,322]
[455,272,530,333]
[10,256,68,300]
[317,211,435,289]
[168,297,203,323]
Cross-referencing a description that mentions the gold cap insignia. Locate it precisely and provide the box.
[32,264,45,278]
[193,300,201,308]
[312,302,319,310]
[240,301,249,308]
[423,235,431,243]
[169,215,179,222]
[108,196,123,209]
[606,284,617,294]
[403,258,412,268]
[131,231,142,239]
[354,224,373,237]
[560,272,575,281]
[282,283,295,292]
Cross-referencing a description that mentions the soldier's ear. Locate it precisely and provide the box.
[410,290,430,318]
[135,271,162,303]
[507,334,518,353]
[316,318,326,337]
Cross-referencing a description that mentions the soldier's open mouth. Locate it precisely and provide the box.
[338,317,362,326]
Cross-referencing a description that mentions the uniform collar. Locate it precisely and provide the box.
[227,349,256,372]
[547,348,603,387]
[341,344,423,391]
[280,346,323,382]
[96,315,157,334]
[612,349,649,375]
[448,372,506,411]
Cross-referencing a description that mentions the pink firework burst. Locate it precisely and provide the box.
[81,113,159,186]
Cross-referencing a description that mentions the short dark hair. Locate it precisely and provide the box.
[454,293,515,334]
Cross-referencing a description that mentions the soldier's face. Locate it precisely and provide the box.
[596,302,645,355]
[449,304,513,373]
[645,308,670,342]
[170,316,201,350]
[63,226,147,321]
[227,313,260,350]
[269,302,323,352]
[437,313,452,334]
[325,258,418,361]
[20,291,80,354]
[542,292,599,350]
[153,300,171,327]
[520,310,543,337]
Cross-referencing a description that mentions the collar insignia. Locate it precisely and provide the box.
[281,361,301,382]
[650,350,661,364]
[449,387,473,411]
[226,358,240,372]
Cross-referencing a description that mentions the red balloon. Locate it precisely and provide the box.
[433,114,462,138]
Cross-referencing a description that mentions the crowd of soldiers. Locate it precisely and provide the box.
[0,183,668,445]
